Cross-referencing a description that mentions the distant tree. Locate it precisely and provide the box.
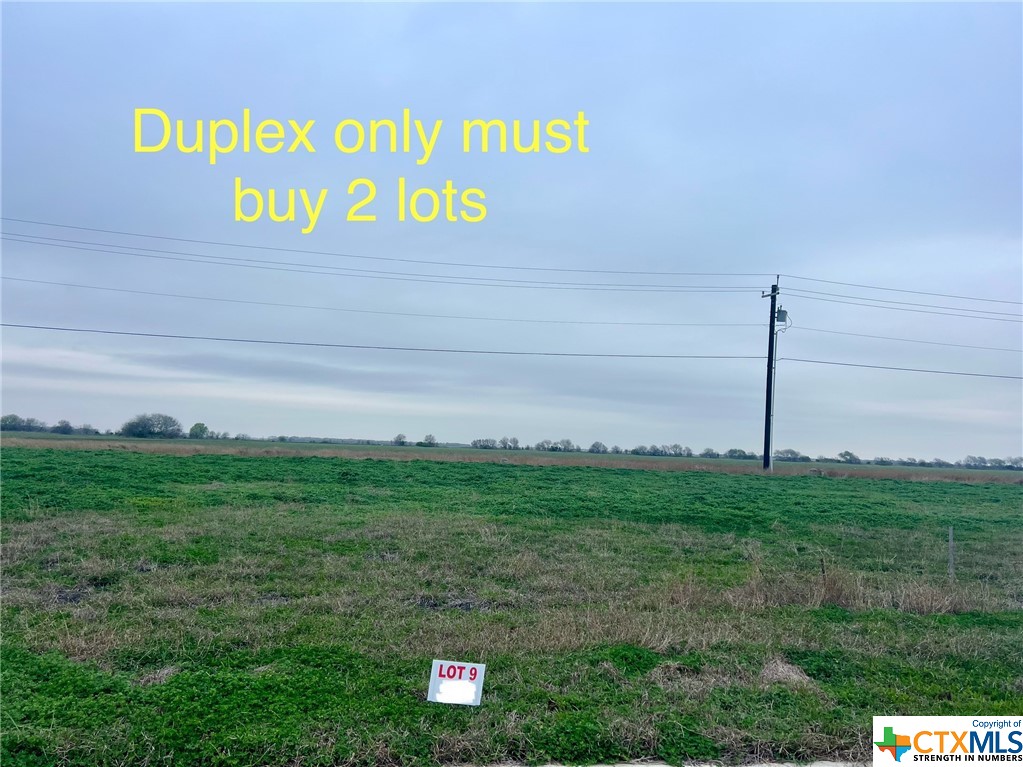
[119,414,156,438]
[535,439,553,452]
[774,448,809,462]
[277,435,288,442]
[837,451,861,464]
[234,433,251,441]
[0,414,25,431]
[48,420,73,435]
[74,424,100,436]
[724,448,750,460]
[498,436,510,450]
[610,445,622,454]
[159,415,184,438]
[119,414,182,438]
[392,433,407,446]
[872,457,894,466]
[189,422,210,440]
[1006,456,1023,469]
[422,434,438,447]
[508,437,519,450]
[699,448,719,459]
[588,441,608,454]
[631,446,648,456]
[471,438,498,449]
[1,414,50,432]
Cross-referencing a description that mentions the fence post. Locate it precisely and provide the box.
[947,526,955,582]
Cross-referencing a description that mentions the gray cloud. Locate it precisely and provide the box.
[2,2,1020,459]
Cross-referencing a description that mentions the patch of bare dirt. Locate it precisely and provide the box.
[414,594,495,612]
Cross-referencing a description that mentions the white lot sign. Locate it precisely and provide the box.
[427,659,486,706]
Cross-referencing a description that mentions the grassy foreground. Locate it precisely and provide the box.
[1,445,1021,766]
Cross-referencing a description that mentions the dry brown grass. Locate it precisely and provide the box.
[759,656,815,688]
[648,661,748,698]
[136,666,179,686]
[427,710,530,764]
[3,500,1013,670]
[722,565,1004,614]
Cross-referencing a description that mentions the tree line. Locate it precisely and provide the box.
[0,413,240,441]
[460,436,1023,470]
[0,414,101,435]
[461,437,758,457]
[3,413,1020,469]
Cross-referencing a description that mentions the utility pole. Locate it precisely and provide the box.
[762,280,779,472]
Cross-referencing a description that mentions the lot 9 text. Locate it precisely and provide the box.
[437,663,479,682]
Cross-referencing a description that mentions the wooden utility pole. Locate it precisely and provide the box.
[763,281,779,472]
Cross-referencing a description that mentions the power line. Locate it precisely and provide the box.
[5,233,768,291]
[783,293,1023,322]
[780,273,1022,306]
[5,322,1015,378]
[779,357,1022,380]
[5,217,1018,306]
[791,326,1022,353]
[9,276,1014,351]
[0,323,767,360]
[1,217,775,278]
[2,277,767,328]
[1,236,765,294]
[785,287,1022,317]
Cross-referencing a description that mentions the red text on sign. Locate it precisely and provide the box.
[437,664,478,681]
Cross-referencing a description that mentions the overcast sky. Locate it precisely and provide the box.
[2,2,1021,460]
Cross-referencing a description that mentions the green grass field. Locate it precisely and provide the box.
[2,444,1021,766]
[4,433,1019,483]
